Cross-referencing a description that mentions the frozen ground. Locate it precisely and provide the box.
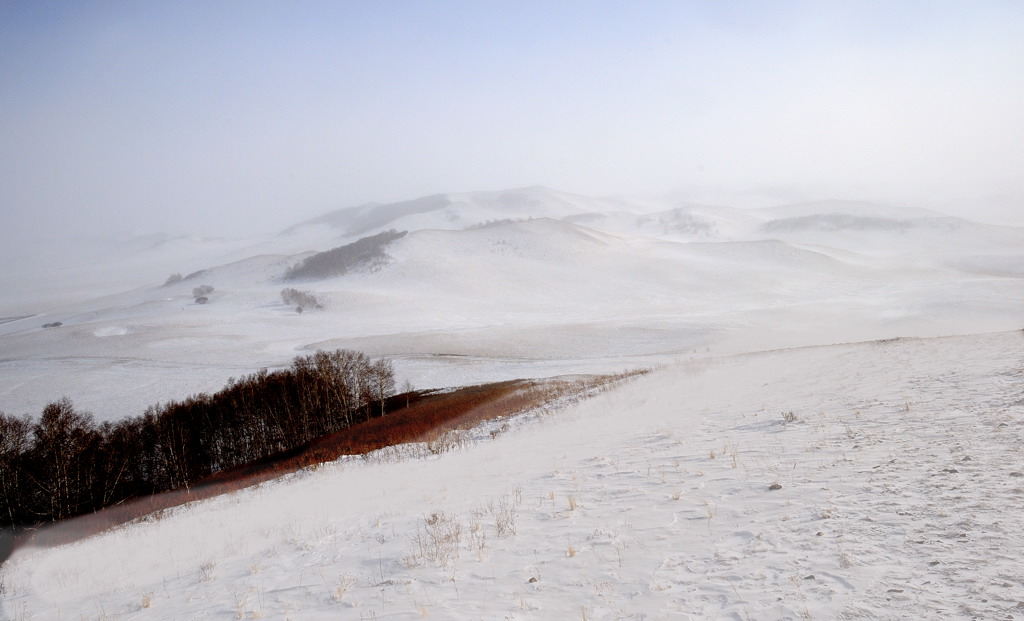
[2,187,1024,619]
[4,330,1024,619]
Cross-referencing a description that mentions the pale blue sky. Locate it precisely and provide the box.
[2,1,1023,248]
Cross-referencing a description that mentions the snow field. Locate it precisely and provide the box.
[4,330,1023,619]
[2,189,1023,421]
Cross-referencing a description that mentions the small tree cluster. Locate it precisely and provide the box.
[284,230,406,281]
[0,349,395,528]
[281,288,323,313]
[193,284,214,304]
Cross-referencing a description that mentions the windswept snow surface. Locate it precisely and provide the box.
[3,186,1024,618]
[5,330,1024,619]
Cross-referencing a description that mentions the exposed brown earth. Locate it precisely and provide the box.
[2,374,629,563]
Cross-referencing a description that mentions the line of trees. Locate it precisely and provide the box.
[284,229,406,280]
[0,349,395,528]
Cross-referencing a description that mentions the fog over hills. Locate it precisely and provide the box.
[1,186,1022,420]
[283,186,630,239]
[5,2,1024,615]
[4,186,1024,620]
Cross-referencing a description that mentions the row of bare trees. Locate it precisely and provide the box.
[281,287,323,312]
[0,349,395,528]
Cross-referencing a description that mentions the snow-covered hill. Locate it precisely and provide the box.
[1,187,1022,420]
[283,186,630,239]
[5,330,1023,619]
[2,186,1024,618]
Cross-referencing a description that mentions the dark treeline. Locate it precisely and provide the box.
[0,349,395,528]
[284,229,406,281]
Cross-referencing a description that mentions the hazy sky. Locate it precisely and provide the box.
[2,1,1024,250]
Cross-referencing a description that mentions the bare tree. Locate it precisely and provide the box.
[0,412,32,525]
[281,288,323,312]
[192,285,214,303]
[371,358,397,417]
[28,399,100,521]
[400,379,415,408]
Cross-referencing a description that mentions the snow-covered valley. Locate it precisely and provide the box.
[2,187,1024,619]
[2,188,1022,421]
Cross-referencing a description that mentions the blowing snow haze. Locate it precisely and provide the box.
[2,181,1024,618]
[2,2,1024,412]
[1,183,1023,420]
[4,6,1024,616]
[1,0,1023,262]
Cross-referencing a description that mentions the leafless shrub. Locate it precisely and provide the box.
[404,512,463,568]
[163,273,183,286]
[198,560,216,582]
[427,429,469,455]
[230,585,253,620]
[333,573,358,602]
[492,487,522,537]
[469,521,487,560]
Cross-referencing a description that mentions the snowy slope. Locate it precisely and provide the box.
[3,186,1024,618]
[5,330,1024,619]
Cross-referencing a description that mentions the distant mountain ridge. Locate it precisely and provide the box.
[280,188,980,248]
[281,186,633,239]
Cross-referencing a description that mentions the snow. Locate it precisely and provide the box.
[2,186,1024,617]
[1,188,1022,421]
[4,330,1024,619]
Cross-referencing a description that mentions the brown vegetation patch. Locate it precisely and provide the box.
[3,372,637,562]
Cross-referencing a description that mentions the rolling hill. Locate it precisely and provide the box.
[0,187,1021,421]
[2,186,1024,619]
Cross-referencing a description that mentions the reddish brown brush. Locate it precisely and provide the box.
[4,373,634,560]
